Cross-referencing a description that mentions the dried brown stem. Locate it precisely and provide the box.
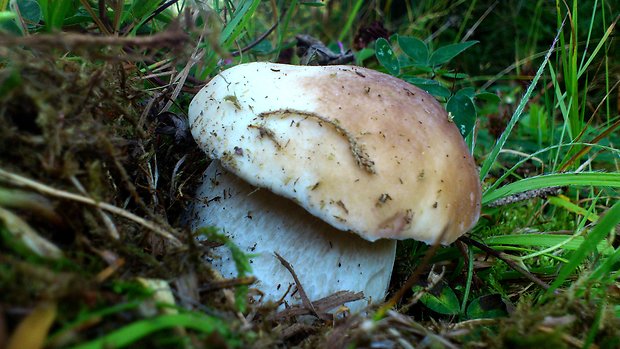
[375,229,448,318]
[0,168,183,247]
[273,291,363,320]
[458,236,551,290]
[274,252,324,320]
[199,276,257,292]
[0,26,187,50]
[487,186,563,207]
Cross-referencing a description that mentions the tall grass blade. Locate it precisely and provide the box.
[481,172,620,205]
[68,313,236,349]
[337,0,364,42]
[479,16,567,181]
[219,0,261,46]
[545,200,620,296]
[577,17,617,79]
[484,143,619,195]
[484,234,612,255]
[588,246,620,283]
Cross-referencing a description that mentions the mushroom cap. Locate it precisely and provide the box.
[189,62,481,244]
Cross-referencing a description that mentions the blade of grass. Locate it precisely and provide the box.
[588,246,620,283]
[219,0,261,47]
[561,0,580,139]
[577,15,617,79]
[275,0,297,60]
[68,313,236,349]
[49,301,143,342]
[558,115,620,172]
[484,233,613,255]
[583,300,607,349]
[519,197,603,260]
[548,63,573,139]
[460,245,474,315]
[547,196,599,222]
[545,200,620,297]
[483,142,619,195]
[479,16,567,180]
[482,172,620,205]
[577,0,598,71]
[337,0,364,42]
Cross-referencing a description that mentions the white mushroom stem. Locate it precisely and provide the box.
[188,161,397,312]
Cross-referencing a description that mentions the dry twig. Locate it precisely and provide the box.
[0,25,188,50]
[199,276,256,293]
[459,236,551,290]
[273,291,364,320]
[376,229,450,318]
[0,168,183,247]
[274,252,322,319]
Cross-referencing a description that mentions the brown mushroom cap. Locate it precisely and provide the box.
[189,62,481,244]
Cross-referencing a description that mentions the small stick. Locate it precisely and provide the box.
[0,26,187,49]
[70,175,120,240]
[274,252,325,320]
[0,168,183,247]
[230,21,280,57]
[375,229,449,319]
[487,186,563,207]
[458,236,551,290]
[199,276,256,292]
[274,291,363,319]
[398,265,445,314]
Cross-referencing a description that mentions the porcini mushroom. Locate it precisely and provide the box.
[186,62,481,312]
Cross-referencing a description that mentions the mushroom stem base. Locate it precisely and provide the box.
[187,161,397,313]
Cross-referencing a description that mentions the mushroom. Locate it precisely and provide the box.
[186,62,481,312]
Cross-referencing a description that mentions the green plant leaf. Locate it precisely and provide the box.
[196,226,252,312]
[250,40,272,55]
[441,72,469,79]
[475,91,501,104]
[398,35,428,64]
[0,207,63,259]
[456,87,476,98]
[375,38,400,75]
[447,92,476,137]
[403,77,451,98]
[416,283,460,315]
[429,41,478,66]
[337,0,363,41]
[355,47,375,65]
[39,0,76,31]
[16,0,40,27]
[466,294,508,319]
[124,0,161,26]
[0,11,16,22]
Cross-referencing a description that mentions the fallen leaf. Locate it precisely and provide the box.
[7,302,57,349]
